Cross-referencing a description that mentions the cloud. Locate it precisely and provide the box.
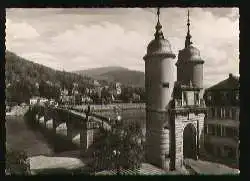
[48,21,150,71]
[6,18,40,42]
[6,8,239,88]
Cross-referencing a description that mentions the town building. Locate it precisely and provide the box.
[72,82,79,96]
[61,88,69,96]
[115,82,122,95]
[93,80,101,87]
[144,9,206,171]
[30,97,48,105]
[30,97,40,105]
[30,97,49,106]
[132,93,141,102]
[203,73,239,168]
[60,95,75,105]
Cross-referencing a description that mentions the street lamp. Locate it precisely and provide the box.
[85,104,92,121]
[113,149,121,175]
[113,106,122,125]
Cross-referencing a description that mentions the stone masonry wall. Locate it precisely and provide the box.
[172,112,205,169]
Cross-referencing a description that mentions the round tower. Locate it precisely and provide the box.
[176,10,204,89]
[168,10,207,171]
[143,8,176,169]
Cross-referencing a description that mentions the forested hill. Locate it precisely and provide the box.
[5,51,94,87]
[74,67,145,88]
[5,51,96,104]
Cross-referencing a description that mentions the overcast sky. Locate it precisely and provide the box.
[6,8,239,88]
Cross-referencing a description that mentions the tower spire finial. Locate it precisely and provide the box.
[157,7,160,23]
[154,7,164,39]
[185,9,192,48]
[187,9,190,34]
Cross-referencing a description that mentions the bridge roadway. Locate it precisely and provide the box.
[29,105,112,156]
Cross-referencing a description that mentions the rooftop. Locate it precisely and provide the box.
[206,73,239,91]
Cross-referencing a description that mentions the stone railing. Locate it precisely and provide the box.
[174,99,206,108]
[73,103,146,112]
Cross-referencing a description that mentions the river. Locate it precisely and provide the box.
[6,115,54,157]
[6,109,147,157]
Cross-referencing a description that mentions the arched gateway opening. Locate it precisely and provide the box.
[183,123,197,159]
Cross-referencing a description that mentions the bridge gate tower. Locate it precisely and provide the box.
[144,8,207,171]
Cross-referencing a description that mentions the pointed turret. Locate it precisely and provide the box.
[154,8,164,39]
[185,10,193,48]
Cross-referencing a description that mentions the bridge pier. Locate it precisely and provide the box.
[35,114,39,124]
[66,121,74,141]
[44,111,50,128]
[52,118,57,135]
[80,121,88,156]
[39,116,45,126]
[45,119,53,129]
[51,109,58,135]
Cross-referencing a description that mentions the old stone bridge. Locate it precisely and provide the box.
[28,104,113,156]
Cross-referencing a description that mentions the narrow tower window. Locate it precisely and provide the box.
[162,82,169,88]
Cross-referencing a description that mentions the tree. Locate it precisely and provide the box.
[120,87,133,102]
[101,87,112,104]
[90,121,145,174]
[6,79,34,104]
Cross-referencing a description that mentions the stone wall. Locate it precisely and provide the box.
[171,112,205,170]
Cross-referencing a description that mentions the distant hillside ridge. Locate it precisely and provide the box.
[5,50,94,88]
[5,50,98,104]
[74,66,129,77]
[74,66,145,88]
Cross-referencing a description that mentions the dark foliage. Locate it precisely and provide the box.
[90,121,145,173]
[5,148,31,175]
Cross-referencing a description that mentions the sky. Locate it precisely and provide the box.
[6,8,239,88]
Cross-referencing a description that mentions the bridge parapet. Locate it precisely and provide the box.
[73,103,146,112]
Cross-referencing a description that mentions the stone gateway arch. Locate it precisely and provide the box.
[143,8,207,171]
[183,123,197,159]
